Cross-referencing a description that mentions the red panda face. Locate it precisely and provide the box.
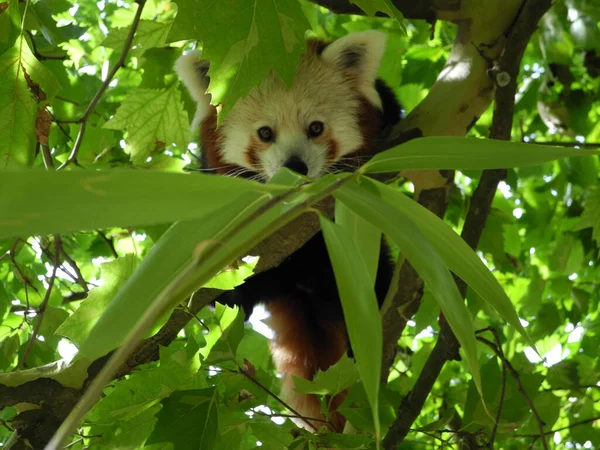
[176,31,388,181]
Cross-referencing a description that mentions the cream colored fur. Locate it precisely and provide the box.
[176,31,388,180]
[174,50,212,131]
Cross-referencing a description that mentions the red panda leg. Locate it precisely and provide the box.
[266,298,349,431]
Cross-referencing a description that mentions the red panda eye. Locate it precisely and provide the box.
[257,126,274,142]
[308,121,324,138]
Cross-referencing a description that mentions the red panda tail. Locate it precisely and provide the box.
[266,298,349,432]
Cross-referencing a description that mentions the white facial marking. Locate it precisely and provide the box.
[176,31,388,180]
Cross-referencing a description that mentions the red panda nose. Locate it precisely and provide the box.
[283,155,309,176]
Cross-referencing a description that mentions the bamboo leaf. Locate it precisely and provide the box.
[360,177,536,350]
[334,181,483,406]
[320,216,383,439]
[0,169,287,239]
[363,137,599,173]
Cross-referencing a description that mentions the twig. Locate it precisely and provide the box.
[10,239,38,301]
[477,336,549,450]
[57,0,147,170]
[410,428,452,446]
[96,230,119,259]
[40,143,54,169]
[483,328,508,449]
[26,31,66,61]
[542,385,600,392]
[251,409,331,425]
[515,416,600,437]
[58,245,89,293]
[239,369,318,432]
[20,237,61,367]
[32,240,84,289]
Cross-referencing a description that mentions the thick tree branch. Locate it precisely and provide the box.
[380,0,527,378]
[381,0,552,447]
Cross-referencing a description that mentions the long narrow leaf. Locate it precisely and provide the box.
[363,137,598,173]
[335,201,381,282]
[80,175,344,360]
[360,177,536,350]
[79,192,264,360]
[334,181,483,404]
[49,174,347,448]
[319,217,382,439]
[0,169,287,239]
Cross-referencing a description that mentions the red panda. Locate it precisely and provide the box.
[176,31,401,431]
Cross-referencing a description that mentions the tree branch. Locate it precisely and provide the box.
[381,1,552,447]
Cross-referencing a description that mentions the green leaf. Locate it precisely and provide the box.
[78,193,262,360]
[147,388,218,450]
[207,303,245,363]
[88,341,204,423]
[103,404,161,450]
[203,260,256,290]
[319,216,382,438]
[335,200,381,282]
[362,137,600,173]
[0,282,9,320]
[56,255,139,347]
[293,354,360,397]
[0,358,91,389]
[573,186,600,246]
[214,410,254,450]
[104,84,190,163]
[334,180,483,408]
[80,176,340,360]
[250,420,295,449]
[169,0,309,120]
[103,20,173,53]
[0,169,287,239]
[29,1,76,46]
[0,35,60,168]
[358,177,534,350]
[350,0,405,26]
[310,432,374,449]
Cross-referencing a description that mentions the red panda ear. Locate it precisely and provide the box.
[175,50,214,130]
[321,31,386,108]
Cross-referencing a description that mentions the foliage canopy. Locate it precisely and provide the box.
[0,0,599,449]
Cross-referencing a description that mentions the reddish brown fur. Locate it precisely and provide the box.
[245,136,270,169]
[267,298,349,431]
[326,138,339,163]
[337,98,382,169]
[357,98,382,154]
[306,39,328,56]
[245,141,259,169]
[200,108,248,175]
